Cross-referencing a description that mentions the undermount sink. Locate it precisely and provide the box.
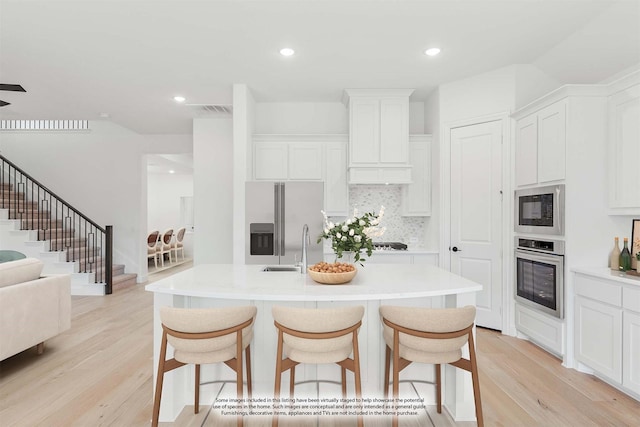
[261,265,301,272]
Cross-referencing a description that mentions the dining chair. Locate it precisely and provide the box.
[147,230,160,268]
[152,305,257,427]
[271,305,364,427]
[157,228,173,267]
[379,305,483,427]
[171,227,186,261]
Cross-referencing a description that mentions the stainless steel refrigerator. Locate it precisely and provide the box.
[245,181,324,265]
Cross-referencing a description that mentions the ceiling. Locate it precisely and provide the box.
[0,0,638,135]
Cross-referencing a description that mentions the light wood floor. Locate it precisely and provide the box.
[1,264,639,426]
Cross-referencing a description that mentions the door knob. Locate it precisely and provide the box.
[451,246,461,252]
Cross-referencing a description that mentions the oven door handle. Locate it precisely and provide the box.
[515,249,564,265]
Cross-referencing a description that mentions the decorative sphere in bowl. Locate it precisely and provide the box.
[307,262,357,285]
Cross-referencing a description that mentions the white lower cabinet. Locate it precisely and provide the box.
[623,310,640,395]
[575,295,622,382]
[573,271,640,396]
[623,286,640,395]
[515,303,564,356]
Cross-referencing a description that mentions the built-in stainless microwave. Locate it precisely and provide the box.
[514,184,564,236]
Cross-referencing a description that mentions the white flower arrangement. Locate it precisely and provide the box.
[318,206,386,264]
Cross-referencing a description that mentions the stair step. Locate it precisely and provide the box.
[48,238,88,251]
[64,247,102,261]
[19,218,65,229]
[0,200,38,208]
[0,191,26,199]
[70,283,106,296]
[37,228,76,240]
[9,212,51,220]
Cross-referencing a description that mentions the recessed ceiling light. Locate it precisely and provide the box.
[173,96,186,103]
[279,48,295,57]
[169,170,175,174]
[424,48,441,56]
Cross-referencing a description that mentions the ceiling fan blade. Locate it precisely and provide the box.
[0,100,10,107]
[0,84,26,92]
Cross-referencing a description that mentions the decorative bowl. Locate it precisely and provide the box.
[307,267,357,285]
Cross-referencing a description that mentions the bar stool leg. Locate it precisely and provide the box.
[384,345,391,399]
[195,364,200,414]
[245,345,253,398]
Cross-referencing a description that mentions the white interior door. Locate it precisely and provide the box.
[450,121,503,330]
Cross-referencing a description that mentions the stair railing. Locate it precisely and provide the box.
[0,154,113,294]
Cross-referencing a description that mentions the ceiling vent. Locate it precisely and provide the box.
[0,119,90,131]
[186,104,233,116]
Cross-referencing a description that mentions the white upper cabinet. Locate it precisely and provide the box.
[514,100,566,187]
[608,83,640,214]
[289,143,323,180]
[537,102,566,183]
[324,141,349,216]
[252,135,349,216]
[515,114,538,186]
[343,89,414,184]
[254,142,289,180]
[379,98,409,164]
[254,140,321,181]
[350,97,380,164]
[402,135,432,216]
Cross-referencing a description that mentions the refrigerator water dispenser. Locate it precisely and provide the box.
[250,223,274,255]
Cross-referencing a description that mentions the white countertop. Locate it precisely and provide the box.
[145,263,481,301]
[572,266,640,286]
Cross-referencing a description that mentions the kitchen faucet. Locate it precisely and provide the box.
[300,224,310,274]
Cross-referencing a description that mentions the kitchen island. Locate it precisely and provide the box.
[146,263,482,423]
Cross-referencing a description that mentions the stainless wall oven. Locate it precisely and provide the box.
[515,184,564,235]
[515,238,564,319]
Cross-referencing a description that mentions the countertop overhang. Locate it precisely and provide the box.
[572,266,640,286]
[145,263,482,301]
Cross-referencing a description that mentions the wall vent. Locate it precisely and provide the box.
[186,104,233,116]
[0,120,90,131]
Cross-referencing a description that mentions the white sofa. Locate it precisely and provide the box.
[0,258,71,361]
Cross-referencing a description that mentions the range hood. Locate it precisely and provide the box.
[343,88,414,184]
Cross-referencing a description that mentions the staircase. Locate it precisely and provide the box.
[0,158,137,295]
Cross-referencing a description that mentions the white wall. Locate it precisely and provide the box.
[254,101,425,135]
[193,117,234,264]
[514,64,561,109]
[254,102,347,134]
[0,121,191,282]
[0,122,141,280]
[439,65,517,124]
[147,172,193,233]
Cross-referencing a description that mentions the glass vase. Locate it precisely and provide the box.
[336,251,354,264]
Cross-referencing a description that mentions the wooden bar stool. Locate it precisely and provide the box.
[272,305,365,427]
[379,305,483,427]
[152,305,257,427]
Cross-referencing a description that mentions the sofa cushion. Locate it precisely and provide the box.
[0,258,45,288]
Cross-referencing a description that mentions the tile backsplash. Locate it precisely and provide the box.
[329,185,426,248]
